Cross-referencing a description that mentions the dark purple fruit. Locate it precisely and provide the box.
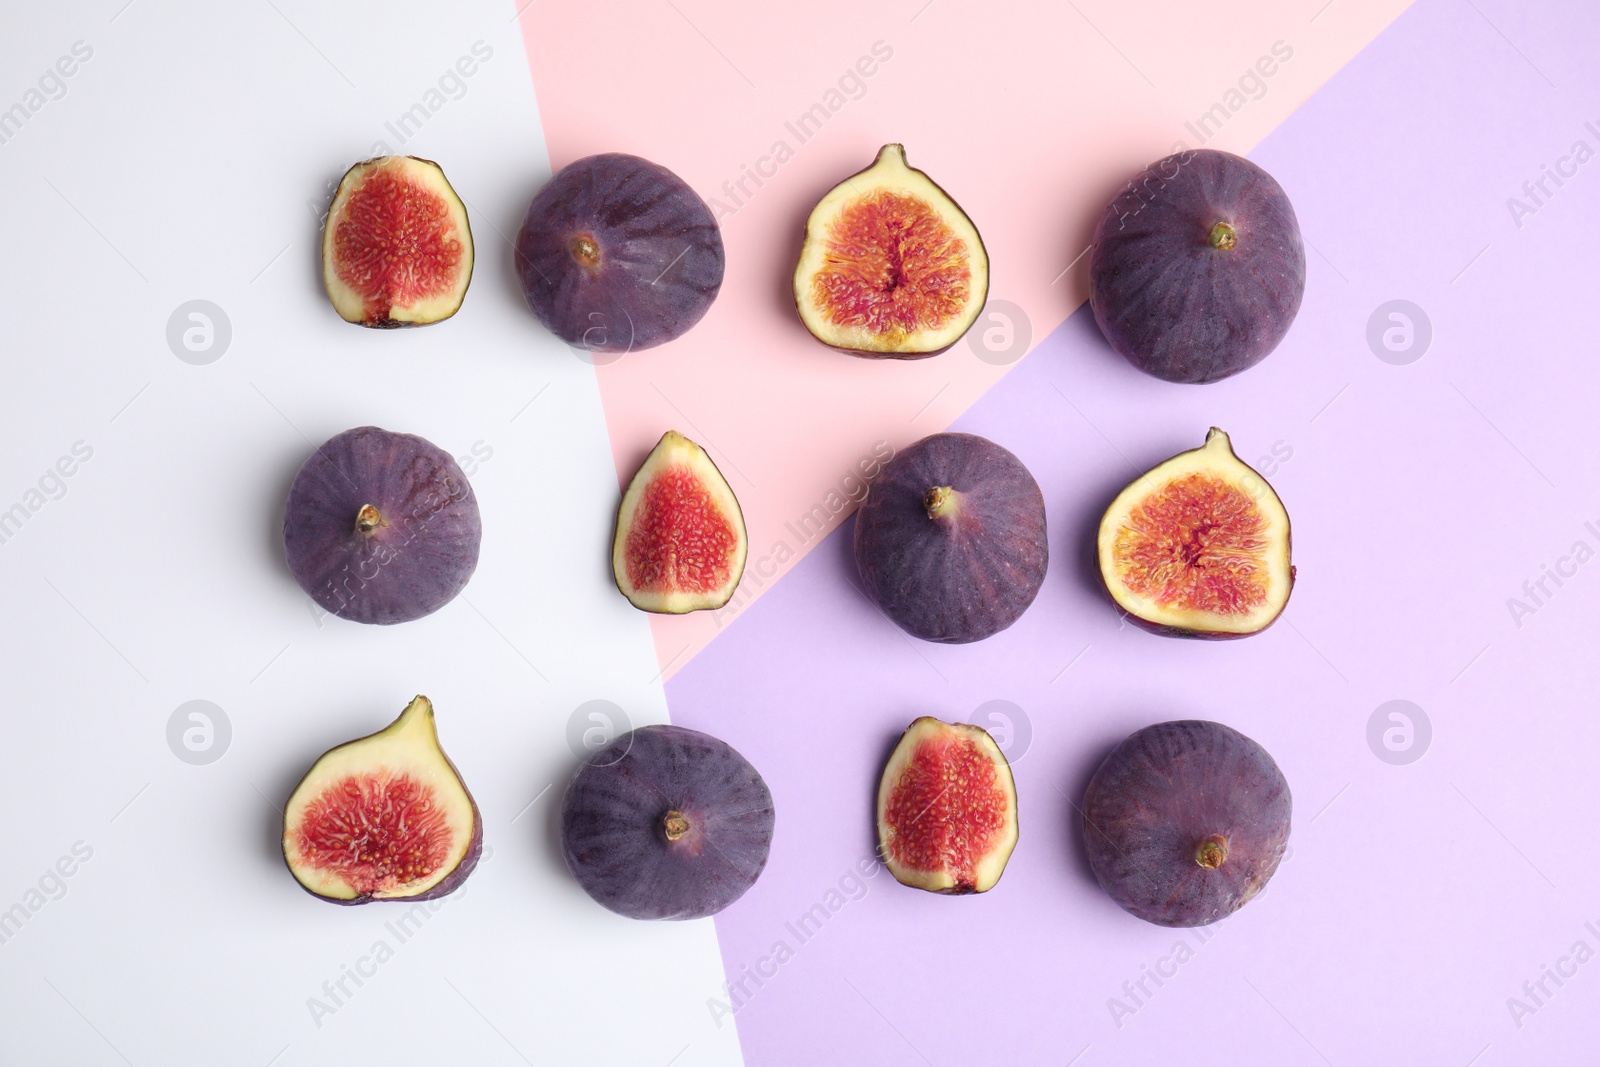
[1083,720,1290,927]
[283,426,481,625]
[854,432,1048,643]
[561,724,774,920]
[1089,149,1305,384]
[515,153,724,354]
[283,695,482,904]
[322,156,473,328]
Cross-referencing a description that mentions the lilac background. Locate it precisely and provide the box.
[669,0,1600,1062]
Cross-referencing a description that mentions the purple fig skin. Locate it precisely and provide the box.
[854,432,1048,643]
[561,725,774,921]
[1089,149,1305,384]
[516,154,724,353]
[1083,720,1291,927]
[283,426,482,625]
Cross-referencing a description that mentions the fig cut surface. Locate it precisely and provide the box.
[1097,428,1292,638]
[282,696,482,905]
[613,431,748,614]
[794,144,989,358]
[876,717,1018,894]
[322,155,474,328]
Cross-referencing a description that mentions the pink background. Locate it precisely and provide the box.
[520,0,1413,678]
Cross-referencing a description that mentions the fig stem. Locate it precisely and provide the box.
[663,810,691,842]
[355,504,385,535]
[1208,221,1237,251]
[1195,834,1228,869]
[569,233,601,268]
[924,486,958,520]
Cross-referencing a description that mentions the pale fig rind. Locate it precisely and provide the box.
[876,717,1019,894]
[612,430,748,614]
[282,696,482,906]
[1097,428,1293,639]
[321,155,474,328]
[794,144,990,358]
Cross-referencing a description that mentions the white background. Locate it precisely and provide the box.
[0,2,741,1063]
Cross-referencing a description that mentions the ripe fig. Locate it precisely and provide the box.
[877,717,1018,894]
[1083,720,1290,927]
[854,432,1047,643]
[283,426,482,625]
[283,695,482,905]
[515,153,724,354]
[561,725,775,920]
[794,144,989,358]
[613,430,747,614]
[322,155,474,328]
[1098,428,1292,638]
[1089,149,1304,383]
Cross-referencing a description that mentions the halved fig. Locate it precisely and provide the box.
[283,696,482,905]
[793,144,989,358]
[876,717,1018,894]
[322,155,474,328]
[1083,719,1291,927]
[1098,428,1292,638]
[561,724,775,920]
[855,432,1048,643]
[612,431,747,614]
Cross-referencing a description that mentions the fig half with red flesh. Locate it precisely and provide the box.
[854,432,1048,643]
[561,725,775,920]
[1098,428,1292,638]
[515,153,724,353]
[1089,149,1304,383]
[283,696,482,905]
[322,156,473,328]
[613,431,747,614]
[1083,720,1291,927]
[794,144,989,358]
[877,717,1018,894]
[283,426,482,625]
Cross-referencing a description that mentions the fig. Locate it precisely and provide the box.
[515,153,724,353]
[1098,428,1292,638]
[560,724,774,920]
[1089,148,1304,383]
[793,144,989,358]
[876,717,1018,894]
[283,426,482,625]
[283,695,482,905]
[612,430,747,614]
[321,155,474,328]
[1083,720,1290,927]
[854,432,1047,643]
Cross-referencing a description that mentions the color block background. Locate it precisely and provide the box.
[2,0,1595,1063]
